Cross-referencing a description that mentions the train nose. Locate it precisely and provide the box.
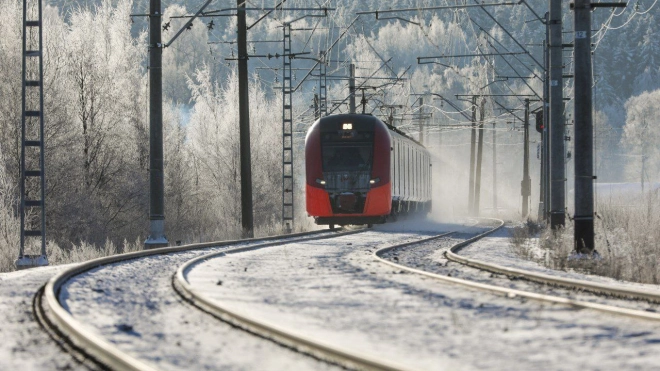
[336,192,358,212]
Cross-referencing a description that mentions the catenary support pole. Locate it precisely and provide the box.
[522,99,531,218]
[493,120,497,214]
[281,23,294,233]
[145,0,168,248]
[539,11,549,222]
[573,0,594,252]
[543,12,550,221]
[474,98,486,216]
[468,95,477,215]
[549,0,566,228]
[16,0,49,267]
[349,64,356,114]
[238,0,254,238]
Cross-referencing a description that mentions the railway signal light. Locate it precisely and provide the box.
[535,110,544,133]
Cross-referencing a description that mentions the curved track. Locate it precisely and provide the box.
[35,220,660,370]
[375,218,660,321]
[36,229,359,371]
[173,229,459,371]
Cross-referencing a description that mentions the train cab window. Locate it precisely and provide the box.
[322,145,372,172]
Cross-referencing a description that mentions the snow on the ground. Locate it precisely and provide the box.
[3,222,660,370]
[58,243,340,371]
[0,264,88,371]
[457,226,660,295]
[186,225,660,371]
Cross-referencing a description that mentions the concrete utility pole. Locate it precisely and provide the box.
[145,0,168,248]
[572,0,594,252]
[522,99,531,218]
[237,0,254,238]
[539,11,550,222]
[549,0,566,229]
[492,120,497,214]
[349,64,356,114]
[474,98,486,216]
[468,95,477,215]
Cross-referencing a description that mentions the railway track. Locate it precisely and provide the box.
[376,218,660,322]
[33,219,660,371]
[35,228,361,371]
[172,230,457,371]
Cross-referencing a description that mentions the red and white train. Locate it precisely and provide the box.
[305,114,432,227]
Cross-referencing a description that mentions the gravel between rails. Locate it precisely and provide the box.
[185,221,660,371]
[58,237,344,371]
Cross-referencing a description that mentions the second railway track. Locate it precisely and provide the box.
[376,218,660,321]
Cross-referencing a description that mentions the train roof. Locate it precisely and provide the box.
[316,114,426,149]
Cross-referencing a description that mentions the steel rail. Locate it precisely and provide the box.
[175,230,414,371]
[39,228,354,371]
[374,219,660,321]
[446,235,660,304]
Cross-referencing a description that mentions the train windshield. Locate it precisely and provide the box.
[321,144,373,172]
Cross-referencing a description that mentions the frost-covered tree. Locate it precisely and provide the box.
[162,4,214,105]
[621,89,660,185]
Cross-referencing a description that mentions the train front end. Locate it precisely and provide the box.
[305,114,392,226]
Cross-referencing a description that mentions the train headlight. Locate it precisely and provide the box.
[369,177,380,185]
[316,178,326,185]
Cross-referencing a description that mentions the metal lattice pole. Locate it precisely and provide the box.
[319,51,327,117]
[349,64,356,114]
[282,24,294,233]
[17,0,48,268]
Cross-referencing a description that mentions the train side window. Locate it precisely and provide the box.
[414,150,417,198]
[405,145,408,197]
[398,141,401,195]
[405,144,408,197]
[391,141,394,190]
[403,144,406,197]
[413,150,416,198]
[417,151,420,198]
[416,150,419,198]
[394,139,398,195]
[424,156,429,199]
[395,141,399,195]
[407,145,410,197]
[427,155,430,199]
